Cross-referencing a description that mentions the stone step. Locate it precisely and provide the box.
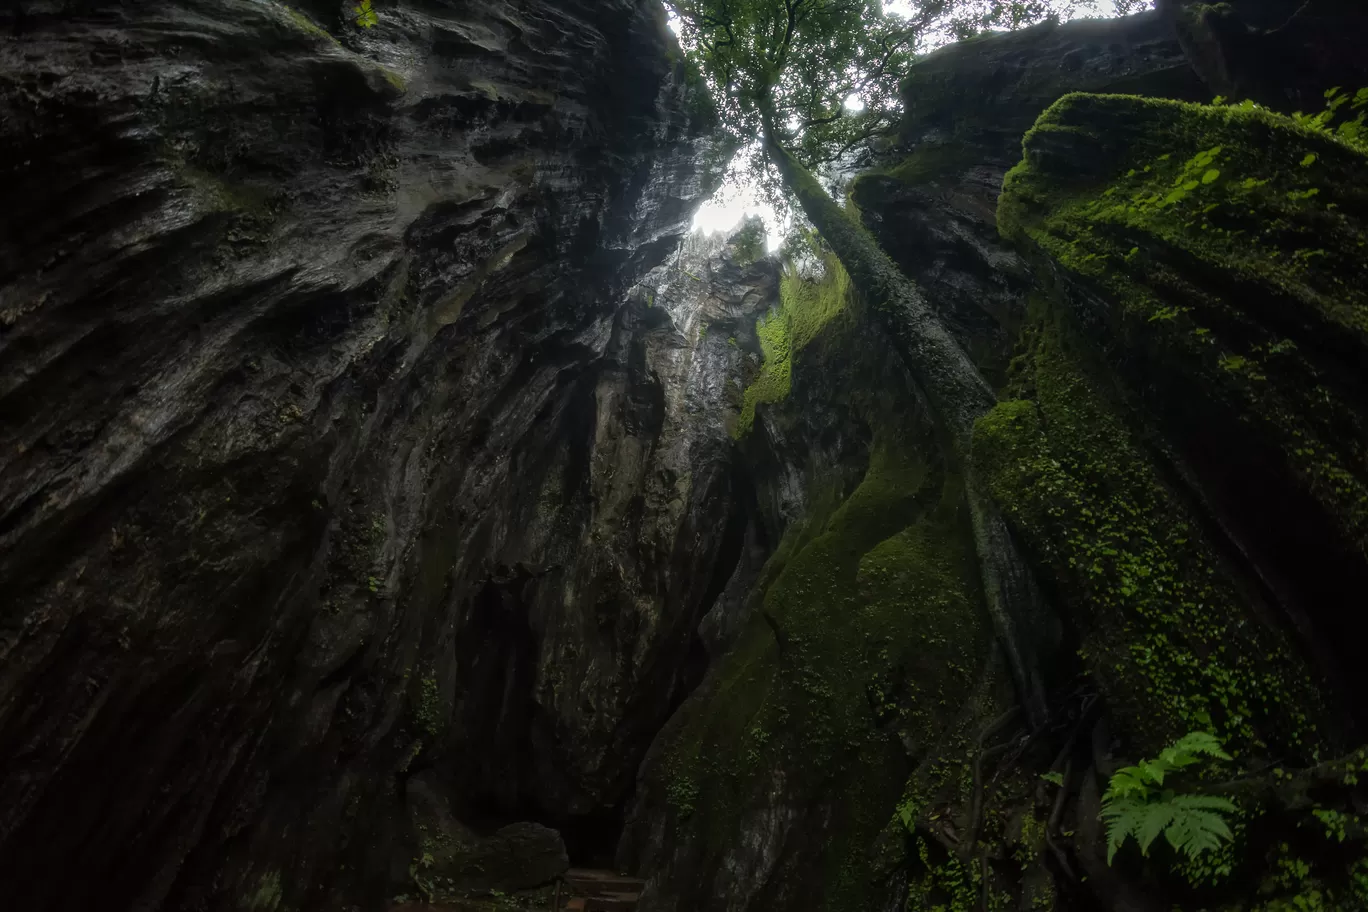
[563,898,640,912]
[565,869,644,885]
[560,868,645,912]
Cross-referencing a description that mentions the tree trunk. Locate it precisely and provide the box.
[761,124,1056,727]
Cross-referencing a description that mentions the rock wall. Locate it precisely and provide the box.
[624,13,1208,912]
[626,7,1368,912]
[0,1,738,909]
[7,2,1368,911]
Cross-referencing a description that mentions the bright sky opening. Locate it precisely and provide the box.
[679,0,1134,247]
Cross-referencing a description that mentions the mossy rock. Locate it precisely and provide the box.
[993,91,1368,744]
[404,774,568,897]
[645,408,992,911]
[973,295,1331,761]
[734,254,850,438]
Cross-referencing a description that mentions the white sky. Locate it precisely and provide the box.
[677,0,1132,246]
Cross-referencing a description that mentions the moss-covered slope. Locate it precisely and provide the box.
[968,91,1368,909]
[998,91,1368,724]
[625,265,1006,911]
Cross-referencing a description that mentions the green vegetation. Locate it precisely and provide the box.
[730,218,767,266]
[1100,731,1237,864]
[413,672,442,737]
[653,392,991,910]
[971,292,1327,757]
[977,88,1368,907]
[999,88,1368,581]
[353,0,379,28]
[734,254,849,437]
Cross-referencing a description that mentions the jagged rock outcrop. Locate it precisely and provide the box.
[966,86,1368,912]
[0,1,740,909]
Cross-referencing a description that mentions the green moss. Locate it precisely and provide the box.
[734,256,850,437]
[652,410,992,910]
[247,871,284,911]
[413,672,442,738]
[971,295,1329,760]
[998,92,1368,560]
[852,141,971,192]
[280,5,340,46]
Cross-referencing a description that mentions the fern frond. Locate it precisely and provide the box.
[1169,794,1238,814]
[1099,731,1237,866]
[1103,767,1152,800]
[1169,731,1233,763]
[1136,803,1177,855]
[1163,806,1234,858]
[1101,797,1147,864]
[1143,756,1175,785]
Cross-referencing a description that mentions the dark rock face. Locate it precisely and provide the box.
[0,1,733,909]
[1164,0,1368,114]
[406,772,569,893]
[852,11,1208,384]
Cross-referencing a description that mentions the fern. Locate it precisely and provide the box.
[1101,732,1237,864]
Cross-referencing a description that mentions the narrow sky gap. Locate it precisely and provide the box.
[683,0,1131,245]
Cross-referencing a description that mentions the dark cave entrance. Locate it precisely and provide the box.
[555,807,628,869]
[447,566,643,871]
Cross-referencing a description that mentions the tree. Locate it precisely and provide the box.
[668,0,1068,724]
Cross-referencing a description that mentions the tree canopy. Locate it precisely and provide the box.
[667,0,1154,202]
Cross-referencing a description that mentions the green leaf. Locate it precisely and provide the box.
[1101,797,1147,864]
[1164,806,1234,858]
[354,0,378,28]
[1136,804,1177,855]
[1103,767,1152,800]
[1201,168,1220,184]
[1168,731,1233,762]
[1301,153,1318,167]
[1041,771,1064,786]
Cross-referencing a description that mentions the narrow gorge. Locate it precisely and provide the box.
[2,1,1367,911]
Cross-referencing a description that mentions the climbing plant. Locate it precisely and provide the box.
[353,0,378,28]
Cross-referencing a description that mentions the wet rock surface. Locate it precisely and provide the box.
[7,1,1368,911]
[0,0,732,908]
